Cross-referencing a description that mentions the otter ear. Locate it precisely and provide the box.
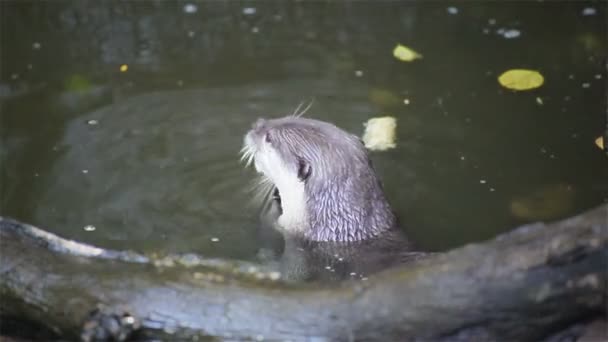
[297,158,312,181]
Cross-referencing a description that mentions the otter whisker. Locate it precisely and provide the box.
[258,180,276,209]
[239,145,255,167]
[245,175,276,210]
[239,147,248,162]
[294,98,314,118]
[291,102,305,117]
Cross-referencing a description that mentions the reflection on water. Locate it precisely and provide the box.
[1,1,607,260]
[26,81,380,259]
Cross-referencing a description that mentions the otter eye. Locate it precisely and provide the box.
[265,132,272,143]
[297,158,312,181]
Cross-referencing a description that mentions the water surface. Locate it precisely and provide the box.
[1,1,606,260]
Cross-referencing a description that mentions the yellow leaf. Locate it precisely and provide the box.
[595,136,604,150]
[393,44,422,62]
[498,69,544,91]
[64,74,92,92]
[120,64,129,72]
[362,116,397,151]
[510,183,575,221]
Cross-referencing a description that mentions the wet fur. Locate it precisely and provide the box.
[241,114,397,242]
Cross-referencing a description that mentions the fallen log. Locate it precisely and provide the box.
[0,204,606,341]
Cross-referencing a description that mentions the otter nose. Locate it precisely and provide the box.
[252,118,266,131]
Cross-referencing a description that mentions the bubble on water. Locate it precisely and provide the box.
[479,179,487,184]
[243,7,257,15]
[355,70,364,77]
[183,3,197,14]
[594,74,602,80]
[177,80,184,87]
[84,225,96,232]
[490,188,496,192]
[502,29,521,39]
[210,237,220,242]
[27,64,33,70]
[488,18,497,25]
[582,7,596,16]
[87,119,99,125]
[403,98,410,105]
[582,82,591,88]
[82,169,89,174]
[11,73,19,80]
[251,26,259,33]
[187,30,195,38]
[446,6,459,15]
[32,42,41,49]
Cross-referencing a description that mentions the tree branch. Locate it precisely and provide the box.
[1,204,606,341]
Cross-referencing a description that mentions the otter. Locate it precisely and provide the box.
[241,115,401,243]
[240,114,423,282]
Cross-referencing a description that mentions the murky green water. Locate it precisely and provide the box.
[1,1,606,261]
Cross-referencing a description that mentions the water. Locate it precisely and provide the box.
[1,1,606,261]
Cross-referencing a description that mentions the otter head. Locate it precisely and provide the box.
[241,116,396,242]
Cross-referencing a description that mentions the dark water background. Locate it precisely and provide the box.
[1,1,606,261]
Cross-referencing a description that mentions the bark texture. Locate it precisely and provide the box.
[0,204,606,341]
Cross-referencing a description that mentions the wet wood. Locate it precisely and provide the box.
[0,204,606,341]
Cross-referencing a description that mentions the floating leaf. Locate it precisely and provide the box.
[362,116,397,151]
[120,64,129,72]
[595,136,604,150]
[498,69,544,91]
[64,74,92,92]
[510,183,575,221]
[393,44,423,62]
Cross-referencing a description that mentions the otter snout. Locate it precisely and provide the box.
[242,118,272,175]
[252,118,266,131]
[245,118,268,148]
